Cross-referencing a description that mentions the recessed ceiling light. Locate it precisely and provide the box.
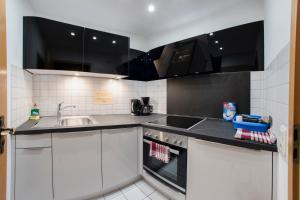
[112,40,116,44]
[92,36,97,40]
[215,40,219,44]
[70,32,76,36]
[219,47,223,50]
[74,73,80,76]
[148,4,155,13]
[116,76,122,80]
[209,32,214,36]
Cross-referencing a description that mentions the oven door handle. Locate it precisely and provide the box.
[143,139,180,155]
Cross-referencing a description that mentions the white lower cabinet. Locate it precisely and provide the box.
[52,131,102,200]
[186,138,272,200]
[15,148,53,200]
[102,128,138,190]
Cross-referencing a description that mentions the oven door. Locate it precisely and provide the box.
[143,137,187,193]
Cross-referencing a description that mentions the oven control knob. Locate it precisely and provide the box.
[178,141,183,146]
[154,135,158,139]
[165,138,169,142]
[173,140,178,144]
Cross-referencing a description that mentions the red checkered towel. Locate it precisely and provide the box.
[234,129,276,144]
[149,141,170,163]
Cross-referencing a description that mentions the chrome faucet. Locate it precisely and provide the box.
[57,102,76,123]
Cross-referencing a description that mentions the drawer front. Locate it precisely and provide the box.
[16,134,52,148]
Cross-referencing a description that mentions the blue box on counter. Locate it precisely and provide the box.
[232,115,270,132]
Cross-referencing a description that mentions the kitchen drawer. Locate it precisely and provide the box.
[16,134,52,148]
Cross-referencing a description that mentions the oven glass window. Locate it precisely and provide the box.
[143,138,187,192]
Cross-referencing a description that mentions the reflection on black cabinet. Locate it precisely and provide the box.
[83,28,129,75]
[206,21,264,73]
[127,21,264,81]
[23,17,129,76]
[127,49,159,81]
[23,17,84,71]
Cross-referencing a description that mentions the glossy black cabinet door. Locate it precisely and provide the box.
[23,17,84,71]
[204,21,264,73]
[128,21,264,81]
[129,49,145,60]
[83,28,129,75]
[127,53,159,81]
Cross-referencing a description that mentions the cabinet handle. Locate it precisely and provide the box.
[21,147,47,150]
[143,139,180,155]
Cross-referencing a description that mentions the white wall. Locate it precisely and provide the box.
[6,0,35,128]
[6,0,35,199]
[264,0,292,67]
[147,0,264,50]
[263,0,292,200]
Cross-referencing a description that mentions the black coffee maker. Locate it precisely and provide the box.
[131,97,153,116]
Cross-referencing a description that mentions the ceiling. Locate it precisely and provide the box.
[28,0,248,37]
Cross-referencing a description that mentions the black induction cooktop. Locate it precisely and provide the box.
[148,116,205,129]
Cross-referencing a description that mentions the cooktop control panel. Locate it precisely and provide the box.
[143,128,188,149]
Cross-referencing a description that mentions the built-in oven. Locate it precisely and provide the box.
[143,128,187,194]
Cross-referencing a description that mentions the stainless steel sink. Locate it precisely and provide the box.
[58,116,97,127]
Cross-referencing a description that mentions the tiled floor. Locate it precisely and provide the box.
[93,180,170,200]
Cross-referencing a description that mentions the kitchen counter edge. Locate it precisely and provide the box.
[14,116,278,152]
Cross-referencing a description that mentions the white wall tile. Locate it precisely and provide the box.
[146,79,167,114]
[10,66,33,127]
[259,43,290,161]
[250,71,265,116]
[32,75,167,116]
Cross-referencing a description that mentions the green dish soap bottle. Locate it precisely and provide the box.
[30,103,40,120]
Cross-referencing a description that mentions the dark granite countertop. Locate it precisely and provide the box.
[15,114,277,152]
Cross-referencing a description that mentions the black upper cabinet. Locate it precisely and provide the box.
[24,17,263,81]
[23,17,84,71]
[23,17,129,76]
[83,28,129,75]
[127,21,264,81]
[205,21,264,73]
[126,49,159,81]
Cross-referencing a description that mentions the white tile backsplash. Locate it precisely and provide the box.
[250,71,265,116]
[10,66,33,127]
[250,44,290,160]
[146,79,167,114]
[264,44,290,160]
[32,75,167,117]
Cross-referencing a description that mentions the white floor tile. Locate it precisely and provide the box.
[102,180,169,200]
[123,187,147,200]
[104,190,123,200]
[148,191,169,200]
[121,184,138,193]
[92,197,104,200]
[135,180,155,196]
[110,196,127,200]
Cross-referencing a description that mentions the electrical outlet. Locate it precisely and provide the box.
[277,134,283,154]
